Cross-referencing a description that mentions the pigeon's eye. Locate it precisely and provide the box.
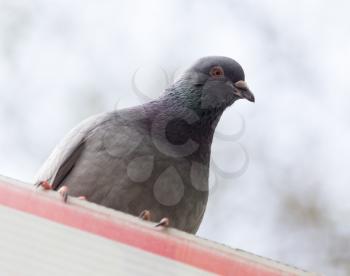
[209,66,224,77]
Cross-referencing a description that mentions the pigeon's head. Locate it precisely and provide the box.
[174,56,254,110]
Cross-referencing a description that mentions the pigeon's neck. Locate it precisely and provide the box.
[146,88,226,162]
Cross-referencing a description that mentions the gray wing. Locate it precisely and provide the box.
[34,113,107,190]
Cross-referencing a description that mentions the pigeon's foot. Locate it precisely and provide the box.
[139,210,151,221]
[37,180,52,190]
[155,217,170,228]
[78,196,86,200]
[37,180,69,203]
[58,185,68,203]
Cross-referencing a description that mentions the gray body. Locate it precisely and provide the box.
[36,103,212,233]
[35,56,254,234]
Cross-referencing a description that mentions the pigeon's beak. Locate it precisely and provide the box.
[233,80,255,102]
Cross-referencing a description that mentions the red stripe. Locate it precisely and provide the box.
[0,180,295,276]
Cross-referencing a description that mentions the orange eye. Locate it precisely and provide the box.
[209,66,224,77]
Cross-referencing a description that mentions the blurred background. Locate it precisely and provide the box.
[0,0,349,274]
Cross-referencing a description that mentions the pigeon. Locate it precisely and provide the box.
[35,56,254,234]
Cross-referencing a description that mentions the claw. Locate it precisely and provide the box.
[155,217,169,228]
[139,210,151,221]
[58,186,68,203]
[78,196,86,200]
[38,180,52,190]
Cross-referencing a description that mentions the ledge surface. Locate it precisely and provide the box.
[0,175,315,276]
